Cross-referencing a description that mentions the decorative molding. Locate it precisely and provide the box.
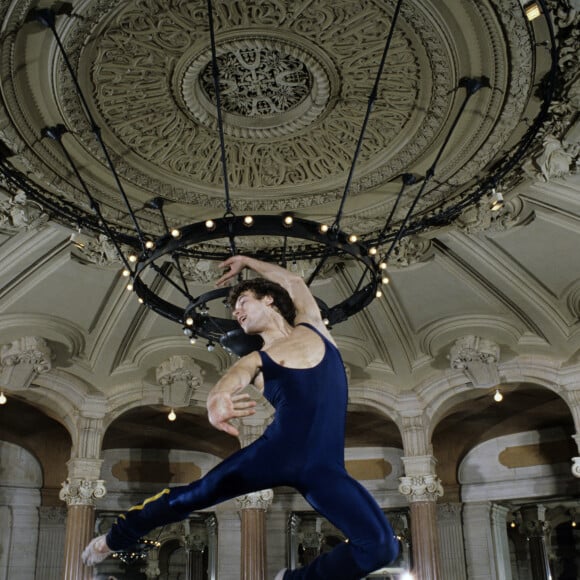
[457,196,532,235]
[0,190,49,232]
[388,236,433,268]
[59,478,107,506]
[235,488,274,510]
[156,355,204,408]
[448,335,500,388]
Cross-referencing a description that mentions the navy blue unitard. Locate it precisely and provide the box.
[106,323,398,578]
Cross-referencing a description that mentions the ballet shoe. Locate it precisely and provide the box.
[274,569,288,580]
[82,534,112,566]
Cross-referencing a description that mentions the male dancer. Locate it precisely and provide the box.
[83,255,398,579]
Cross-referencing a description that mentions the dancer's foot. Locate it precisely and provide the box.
[274,569,287,580]
[82,534,112,566]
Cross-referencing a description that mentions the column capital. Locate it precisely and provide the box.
[59,478,107,507]
[518,504,551,538]
[235,489,274,510]
[399,474,444,503]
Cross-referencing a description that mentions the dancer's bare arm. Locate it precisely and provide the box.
[206,351,261,436]
[216,255,323,327]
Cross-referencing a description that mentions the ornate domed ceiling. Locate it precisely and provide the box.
[0,0,561,236]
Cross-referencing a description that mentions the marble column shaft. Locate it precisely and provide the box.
[237,490,273,580]
[62,504,94,580]
[409,500,441,580]
[399,455,444,580]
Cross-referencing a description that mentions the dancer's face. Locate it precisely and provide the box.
[233,290,274,334]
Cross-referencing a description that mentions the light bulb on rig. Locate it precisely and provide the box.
[168,408,177,421]
[0,391,7,405]
[493,389,503,402]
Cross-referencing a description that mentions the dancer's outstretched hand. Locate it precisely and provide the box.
[216,255,246,287]
[207,390,256,436]
[82,534,112,566]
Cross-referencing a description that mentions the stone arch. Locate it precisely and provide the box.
[419,357,578,442]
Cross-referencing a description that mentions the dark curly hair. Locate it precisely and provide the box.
[228,278,297,325]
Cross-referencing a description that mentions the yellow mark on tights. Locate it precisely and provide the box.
[127,488,170,513]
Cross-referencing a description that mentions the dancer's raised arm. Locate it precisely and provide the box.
[216,255,322,326]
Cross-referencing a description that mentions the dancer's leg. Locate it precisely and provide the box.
[286,469,399,579]
[106,437,282,550]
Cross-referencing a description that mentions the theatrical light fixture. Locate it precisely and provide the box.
[0,2,557,356]
[490,189,505,212]
[493,389,503,402]
[168,408,177,421]
[0,391,7,405]
[572,520,577,528]
[510,521,517,528]
[524,2,541,20]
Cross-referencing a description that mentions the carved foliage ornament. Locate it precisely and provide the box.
[398,474,444,502]
[156,355,204,408]
[0,336,53,390]
[59,477,107,506]
[235,488,274,510]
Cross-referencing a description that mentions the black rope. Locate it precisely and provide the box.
[382,77,489,263]
[33,9,147,249]
[310,0,405,291]
[206,0,237,256]
[41,125,132,271]
[331,0,405,232]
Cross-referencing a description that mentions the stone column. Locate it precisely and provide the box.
[4,489,40,579]
[185,531,207,579]
[236,490,274,580]
[216,508,241,579]
[144,547,161,579]
[462,501,497,580]
[206,514,218,580]
[60,475,107,580]
[519,505,551,580]
[36,506,67,580]
[399,455,444,580]
[437,503,467,580]
[490,504,512,580]
[287,513,302,571]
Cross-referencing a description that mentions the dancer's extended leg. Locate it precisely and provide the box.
[105,436,284,550]
[286,469,399,579]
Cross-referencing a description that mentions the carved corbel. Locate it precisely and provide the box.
[0,336,53,390]
[156,355,204,407]
[448,335,500,388]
